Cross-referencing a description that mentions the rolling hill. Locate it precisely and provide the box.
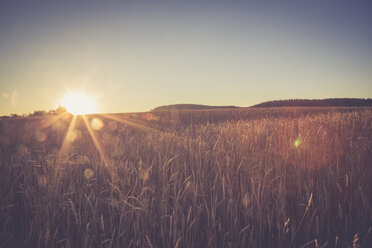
[251,98,372,108]
[152,104,239,111]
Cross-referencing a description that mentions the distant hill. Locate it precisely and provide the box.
[152,104,239,111]
[251,98,372,108]
[152,99,372,112]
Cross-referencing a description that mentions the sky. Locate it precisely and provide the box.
[1,0,372,115]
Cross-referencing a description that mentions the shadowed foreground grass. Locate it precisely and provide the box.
[0,108,371,247]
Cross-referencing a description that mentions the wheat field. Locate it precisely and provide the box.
[0,108,371,247]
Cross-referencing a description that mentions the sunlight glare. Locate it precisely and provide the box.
[59,91,98,115]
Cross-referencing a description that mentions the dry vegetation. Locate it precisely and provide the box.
[0,107,371,247]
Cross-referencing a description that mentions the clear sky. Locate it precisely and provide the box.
[1,0,372,115]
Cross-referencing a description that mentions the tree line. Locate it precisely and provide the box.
[1,106,67,119]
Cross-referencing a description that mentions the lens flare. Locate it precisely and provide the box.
[276,126,348,170]
[91,118,104,130]
[294,138,301,148]
[84,168,94,179]
[36,132,47,142]
[11,90,18,107]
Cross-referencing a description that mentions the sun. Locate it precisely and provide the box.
[59,91,99,115]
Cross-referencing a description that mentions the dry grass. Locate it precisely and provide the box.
[0,107,371,247]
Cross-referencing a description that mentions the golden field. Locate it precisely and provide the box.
[0,107,371,247]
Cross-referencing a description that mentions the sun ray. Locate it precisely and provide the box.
[58,115,77,157]
[39,112,69,130]
[82,115,109,168]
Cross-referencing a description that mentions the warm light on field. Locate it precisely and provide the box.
[59,91,98,115]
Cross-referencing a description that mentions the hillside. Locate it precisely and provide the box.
[152,99,372,112]
[251,98,372,108]
[152,104,239,111]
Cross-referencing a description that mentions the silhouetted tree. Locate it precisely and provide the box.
[31,110,47,116]
[55,105,67,115]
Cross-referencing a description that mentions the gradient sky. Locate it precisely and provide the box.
[1,0,372,115]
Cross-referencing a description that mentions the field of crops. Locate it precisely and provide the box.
[0,107,371,247]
